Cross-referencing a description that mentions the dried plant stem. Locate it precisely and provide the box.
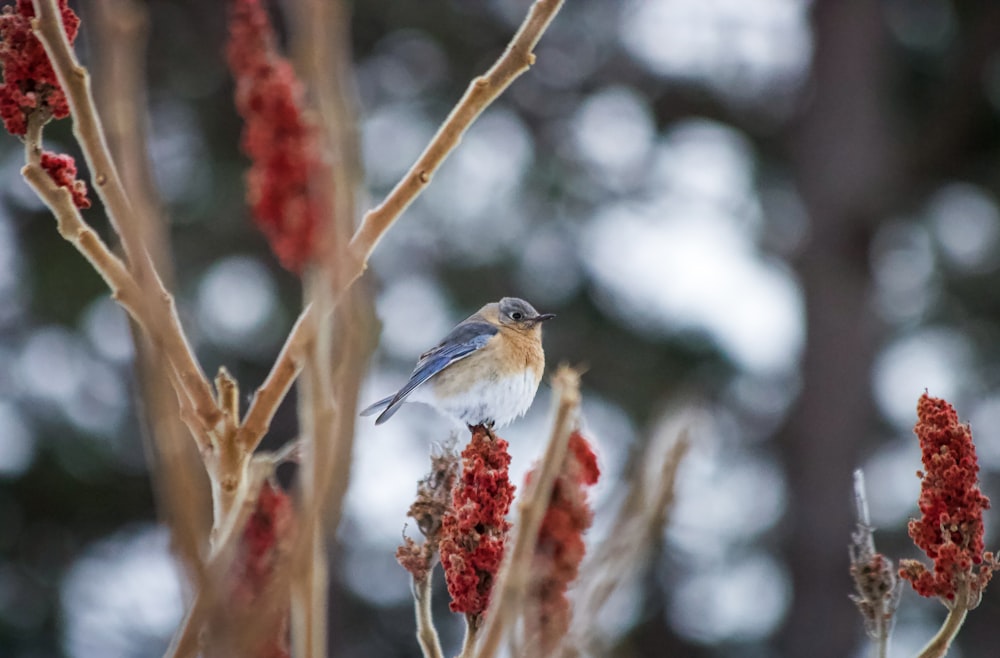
[853,470,873,546]
[31,0,139,264]
[918,597,969,658]
[475,367,581,658]
[567,421,691,655]
[21,117,138,310]
[290,272,334,658]
[90,0,168,269]
[32,0,221,428]
[459,617,481,658]
[850,469,900,658]
[238,306,315,449]
[246,299,370,658]
[163,589,207,658]
[289,0,373,647]
[293,0,363,227]
[414,576,444,658]
[163,458,272,658]
[90,0,211,579]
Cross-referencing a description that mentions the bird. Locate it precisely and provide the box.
[361,297,555,429]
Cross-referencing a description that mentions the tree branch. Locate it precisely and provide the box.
[347,0,565,268]
[30,0,221,428]
[238,304,315,450]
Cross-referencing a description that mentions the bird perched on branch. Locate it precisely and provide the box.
[361,297,555,429]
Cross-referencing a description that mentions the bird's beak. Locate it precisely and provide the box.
[533,313,556,323]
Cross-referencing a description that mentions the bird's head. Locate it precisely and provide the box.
[495,297,555,333]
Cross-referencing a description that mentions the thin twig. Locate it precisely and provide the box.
[285,0,373,649]
[849,469,902,658]
[414,576,444,658]
[162,588,207,658]
[475,366,582,658]
[348,0,565,266]
[90,0,211,580]
[90,0,169,271]
[21,160,144,325]
[853,469,872,532]
[917,599,968,658]
[239,305,315,450]
[459,617,480,658]
[31,0,221,428]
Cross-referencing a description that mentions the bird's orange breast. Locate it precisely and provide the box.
[494,325,545,385]
[430,326,544,400]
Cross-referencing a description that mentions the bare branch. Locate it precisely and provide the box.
[90,0,170,272]
[31,0,221,428]
[347,0,565,269]
[239,304,316,450]
[163,459,273,658]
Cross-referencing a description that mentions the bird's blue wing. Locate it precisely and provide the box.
[371,320,498,424]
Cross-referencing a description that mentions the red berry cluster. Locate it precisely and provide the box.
[0,0,79,136]
[900,393,996,604]
[526,431,600,651]
[40,150,89,208]
[226,0,328,272]
[230,481,295,658]
[439,426,516,620]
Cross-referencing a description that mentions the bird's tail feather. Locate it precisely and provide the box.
[359,395,393,417]
[374,400,405,425]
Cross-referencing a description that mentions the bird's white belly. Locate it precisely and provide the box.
[413,368,540,428]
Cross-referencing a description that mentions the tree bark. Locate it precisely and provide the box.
[777,1,896,656]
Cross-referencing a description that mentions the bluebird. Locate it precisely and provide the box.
[361,297,555,428]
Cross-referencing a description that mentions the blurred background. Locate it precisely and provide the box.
[3,0,1000,656]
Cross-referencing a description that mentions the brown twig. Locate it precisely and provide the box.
[238,305,316,450]
[31,0,221,428]
[459,618,480,658]
[90,0,168,270]
[162,588,207,658]
[290,272,334,658]
[90,0,212,581]
[415,574,445,658]
[162,457,273,658]
[918,597,969,658]
[475,366,582,658]
[20,115,156,372]
[348,0,566,266]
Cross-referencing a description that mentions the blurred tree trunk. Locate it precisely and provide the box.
[777,1,896,656]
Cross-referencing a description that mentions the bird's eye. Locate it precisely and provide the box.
[511,311,523,320]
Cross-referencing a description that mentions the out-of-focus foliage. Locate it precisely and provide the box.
[3,1,1000,657]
